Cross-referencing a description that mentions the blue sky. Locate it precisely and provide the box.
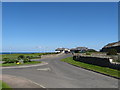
[2,2,118,52]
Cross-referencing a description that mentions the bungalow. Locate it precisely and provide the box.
[55,48,70,53]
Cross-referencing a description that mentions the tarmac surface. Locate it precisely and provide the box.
[2,53,119,88]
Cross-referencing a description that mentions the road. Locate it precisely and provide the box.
[2,54,119,88]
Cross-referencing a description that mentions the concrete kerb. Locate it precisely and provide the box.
[1,62,48,69]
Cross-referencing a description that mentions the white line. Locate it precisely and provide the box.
[3,74,46,88]
[27,79,46,88]
[37,68,51,71]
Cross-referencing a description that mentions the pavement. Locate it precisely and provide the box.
[2,53,119,88]
[1,74,43,88]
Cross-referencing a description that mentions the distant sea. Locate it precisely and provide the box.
[0,52,55,54]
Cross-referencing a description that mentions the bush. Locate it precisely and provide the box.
[18,55,25,60]
[30,56,33,59]
[3,58,18,64]
[86,52,91,55]
[87,49,97,52]
[2,58,10,61]
[74,51,79,53]
[26,56,31,59]
[107,49,117,55]
[23,58,31,63]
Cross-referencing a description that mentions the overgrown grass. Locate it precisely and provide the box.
[0,80,12,90]
[61,57,120,78]
[1,61,41,67]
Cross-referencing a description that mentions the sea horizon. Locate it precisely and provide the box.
[0,51,56,54]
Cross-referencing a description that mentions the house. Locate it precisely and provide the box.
[100,41,120,53]
[70,47,88,53]
[55,48,70,53]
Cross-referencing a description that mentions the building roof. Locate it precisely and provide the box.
[55,48,69,51]
[103,41,120,48]
[70,47,88,51]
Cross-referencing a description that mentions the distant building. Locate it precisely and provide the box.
[70,47,88,53]
[100,41,120,53]
[55,48,70,53]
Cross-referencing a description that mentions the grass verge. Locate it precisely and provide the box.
[1,61,41,67]
[61,57,120,78]
[0,80,12,90]
[0,52,58,61]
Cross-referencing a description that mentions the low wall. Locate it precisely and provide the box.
[41,53,63,59]
[73,55,120,70]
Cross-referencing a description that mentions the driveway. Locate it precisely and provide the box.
[2,54,119,88]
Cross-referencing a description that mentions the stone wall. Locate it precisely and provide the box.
[41,53,63,59]
[73,55,120,70]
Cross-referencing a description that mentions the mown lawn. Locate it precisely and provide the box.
[61,57,120,78]
[0,80,12,90]
[1,61,41,67]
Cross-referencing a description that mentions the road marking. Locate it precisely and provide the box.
[37,68,51,71]
[2,74,46,88]
[27,79,46,88]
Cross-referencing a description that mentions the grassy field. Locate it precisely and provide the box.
[61,57,120,78]
[0,52,57,61]
[0,80,12,90]
[1,61,41,67]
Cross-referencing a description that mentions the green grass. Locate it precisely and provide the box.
[1,61,41,67]
[61,57,120,78]
[0,80,12,90]
[0,52,58,61]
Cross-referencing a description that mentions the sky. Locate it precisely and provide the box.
[2,2,118,52]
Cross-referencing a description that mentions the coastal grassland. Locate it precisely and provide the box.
[61,57,120,78]
[0,52,57,61]
[0,80,12,90]
[1,61,41,67]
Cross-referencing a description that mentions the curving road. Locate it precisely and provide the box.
[2,54,119,88]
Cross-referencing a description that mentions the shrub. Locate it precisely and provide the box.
[18,55,25,60]
[87,49,97,52]
[86,52,91,55]
[38,55,41,58]
[30,56,33,59]
[73,56,76,60]
[107,49,117,55]
[23,58,31,63]
[3,58,18,64]
[2,58,10,61]
[26,56,31,59]
[74,51,79,53]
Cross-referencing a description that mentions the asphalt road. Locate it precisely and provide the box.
[2,54,119,88]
